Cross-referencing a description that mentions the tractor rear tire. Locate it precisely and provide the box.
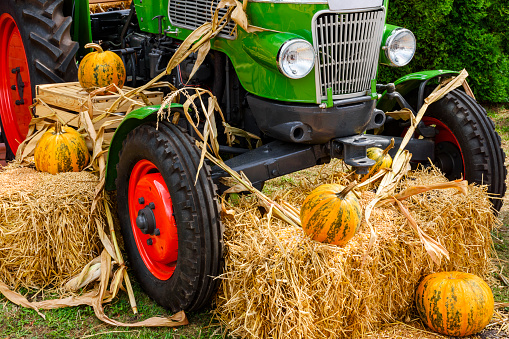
[0,0,78,158]
[116,122,223,312]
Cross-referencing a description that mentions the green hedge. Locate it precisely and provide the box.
[378,0,509,103]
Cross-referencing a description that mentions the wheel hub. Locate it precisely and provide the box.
[422,117,465,180]
[136,203,157,235]
[435,141,463,180]
[128,159,178,281]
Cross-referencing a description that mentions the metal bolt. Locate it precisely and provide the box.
[149,202,155,209]
[271,169,278,176]
[11,85,16,90]
[147,238,153,245]
[139,197,145,204]
[154,228,161,236]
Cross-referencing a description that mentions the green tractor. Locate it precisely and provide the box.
[0,0,505,312]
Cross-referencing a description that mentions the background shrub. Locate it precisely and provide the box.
[379,0,509,103]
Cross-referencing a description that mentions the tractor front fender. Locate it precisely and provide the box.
[377,70,459,112]
[105,104,183,191]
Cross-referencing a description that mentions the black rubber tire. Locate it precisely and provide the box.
[426,90,506,211]
[383,89,506,211]
[116,122,223,312]
[0,0,78,159]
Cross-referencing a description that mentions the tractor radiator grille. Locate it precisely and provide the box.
[168,0,236,39]
[313,9,385,101]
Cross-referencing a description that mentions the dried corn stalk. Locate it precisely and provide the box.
[363,70,470,264]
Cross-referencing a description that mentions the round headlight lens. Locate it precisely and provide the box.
[385,28,416,67]
[277,39,315,79]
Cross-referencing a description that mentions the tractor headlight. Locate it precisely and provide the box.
[384,28,416,67]
[277,39,315,79]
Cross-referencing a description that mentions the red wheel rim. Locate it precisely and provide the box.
[0,13,33,154]
[422,116,465,172]
[128,159,178,280]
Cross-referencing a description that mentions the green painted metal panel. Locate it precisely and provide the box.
[242,31,304,72]
[377,70,460,112]
[393,70,460,86]
[105,104,183,191]
[73,0,93,58]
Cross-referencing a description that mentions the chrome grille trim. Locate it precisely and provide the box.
[312,8,386,103]
[168,0,237,39]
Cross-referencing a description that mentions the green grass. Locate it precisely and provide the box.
[0,276,222,339]
[492,227,509,312]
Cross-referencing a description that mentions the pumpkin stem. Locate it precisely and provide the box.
[84,42,104,53]
[54,121,65,135]
[382,138,395,157]
[337,181,358,199]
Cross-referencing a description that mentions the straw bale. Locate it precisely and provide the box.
[0,164,103,291]
[215,162,498,338]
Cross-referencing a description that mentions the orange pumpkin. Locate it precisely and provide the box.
[78,43,126,94]
[34,123,90,174]
[300,182,361,246]
[415,271,494,337]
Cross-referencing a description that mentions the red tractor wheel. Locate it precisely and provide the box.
[0,0,78,159]
[0,14,33,156]
[382,88,506,211]
[423,90,506,211]
[116,122,223,312]
[128,159,179,281]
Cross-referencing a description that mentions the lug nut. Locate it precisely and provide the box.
[154,228,160,236]
[147,238,153,245]
[139,197,145,204]
[149,202,155,209]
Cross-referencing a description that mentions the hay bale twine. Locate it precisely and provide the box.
[215,165,497,339]
[0,164,103,290]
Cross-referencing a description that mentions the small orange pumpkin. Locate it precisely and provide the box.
[78,43,126,94]
[415,271,494,337]
[34,122,90,174]
[300,182,361,246]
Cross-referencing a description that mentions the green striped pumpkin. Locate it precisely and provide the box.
[367,147,392,173]
[300,183,361,246]
[34,123,90,175]
[415,271,494,337]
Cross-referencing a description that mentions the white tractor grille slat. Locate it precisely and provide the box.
[168,0,236,39]
[314,9,385,101]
